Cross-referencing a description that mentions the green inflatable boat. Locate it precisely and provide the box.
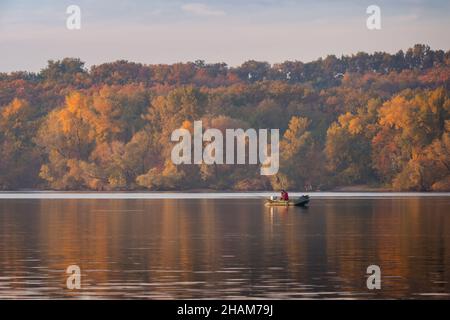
[265,195,310,207]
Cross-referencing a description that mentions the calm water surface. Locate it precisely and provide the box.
[0,195,449,299]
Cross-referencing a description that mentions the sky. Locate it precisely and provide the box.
[0,0,449,72]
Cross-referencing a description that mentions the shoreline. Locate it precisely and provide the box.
[1,191,450,199]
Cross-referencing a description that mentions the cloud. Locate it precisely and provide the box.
[181,3,225,16]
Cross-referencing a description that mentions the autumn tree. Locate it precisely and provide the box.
[374,88,450,190]
[0,99,41,189]
[326,100,379,186]
[37,92,97,189]
[272,116,322,190]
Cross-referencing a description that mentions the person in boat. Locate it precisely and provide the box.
[280,189,289,201]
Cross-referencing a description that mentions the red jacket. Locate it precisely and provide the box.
[281,192,289,201]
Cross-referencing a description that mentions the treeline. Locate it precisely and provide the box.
[0,44,449,191]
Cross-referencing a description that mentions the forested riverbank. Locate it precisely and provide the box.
[1,44,449,191]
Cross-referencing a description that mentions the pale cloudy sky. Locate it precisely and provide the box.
[0,0,449,72]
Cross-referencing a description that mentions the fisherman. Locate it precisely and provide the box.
[280,189,289,201]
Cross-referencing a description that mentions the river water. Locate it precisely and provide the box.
[0,194,449,299]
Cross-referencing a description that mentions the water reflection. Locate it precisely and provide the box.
[0,197,449,299]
